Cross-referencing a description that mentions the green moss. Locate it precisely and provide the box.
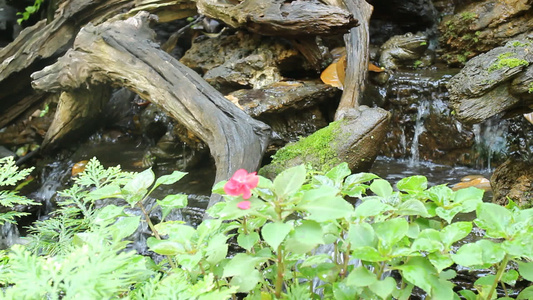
[262,121,343,176]
[488,53,529,72]
[413,60,423,68]
[460,12,477,21]
[528,82,533,93]
[511,40,529,47]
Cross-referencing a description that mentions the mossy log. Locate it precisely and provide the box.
[260,106,390,178]
[31,12,271,208]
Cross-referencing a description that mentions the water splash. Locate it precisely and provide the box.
[409,99,430,166]
[472,116,508,171]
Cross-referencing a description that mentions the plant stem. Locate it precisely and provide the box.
[275,245,284,298]
[487,254,510,300]
[137,201,177,269]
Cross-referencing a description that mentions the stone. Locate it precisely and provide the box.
[491,159,533,208]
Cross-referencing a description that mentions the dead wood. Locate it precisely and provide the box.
[332,0,373,120]
[0,0,134,128]
[42,85,111,148]
[196,0,358,37]
[31,12,271,208]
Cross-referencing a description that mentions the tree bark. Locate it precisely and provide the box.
[332,0,373,120]
[31,12,271,208]
[196,0,358,37]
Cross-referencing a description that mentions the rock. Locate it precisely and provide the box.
[439,0,533,65]
[447,38,533,124]
[491,159,533,208]
[379,32,429,70]
[374,69,482,165]
[451,175,491,191]
[369,0,438,44]
[260,106,390,178]
[180,31,313,93]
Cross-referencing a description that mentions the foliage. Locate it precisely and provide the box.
[17,0,43,24]
[1,160,533,299]
[488,52,529,72]
[0,156,39,225]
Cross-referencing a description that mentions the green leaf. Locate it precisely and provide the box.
[351,246,387,262]
[346,266,377,287]
[435,206,462,224]
[147,238,184,255]
[222,253,264,278]
[518,286,533,299]
[475,203,512,238]
[261,222,293,250]
[273,165,306,199]
[284,220,324,254]
[428,252,454,273]
[397,175,427,193]
[370,179,393,197]
[411,238,444,252]
[109,216,140,241]
[205,233,229,265]
[87,184,122,200]
[397,199,429,217]
[153,171,187,190]
[395,256,435,294]
[355,198,394,218]
[122,168,155,206]
[344,173,379,185]
[300,186,338,206]
[325,162,351,185]
[458,290,477,300]
[347,222,376,248]
[94,204,125,225]
[299,196,353,222]
[478,239,505,264]
[229,269,261,293]
[452,243,483,266]
[237,232,260,252]
[518,261,533,281]
[299,254,332,268]
[373,218,409,247]
[157,194,188,221]
[440,221,472,248]
[369,277,396,300]
[123,168,155,196]
[501,269,518,286]
[154,221,195,243]
[454,187,484,204]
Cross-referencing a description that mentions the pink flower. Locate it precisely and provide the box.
[224,169,259,199]
[237,200,251,210]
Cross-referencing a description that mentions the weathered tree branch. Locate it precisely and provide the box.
[31,12,271,208]
[196,0,358,36]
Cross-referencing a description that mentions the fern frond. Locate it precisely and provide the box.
[0,156,33,187]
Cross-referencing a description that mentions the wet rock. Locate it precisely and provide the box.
[447,38,533,124]
[379,32,430,70]
[227,80,339,151]
[260,106,390,178]
[374,69,484,165]
[139,103,171,143]
[369,0,438,44]
[491,159,533,208]
[439,0,533,65]
[180,31,313,93]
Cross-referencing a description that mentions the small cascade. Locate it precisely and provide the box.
[0,222,21,249]
[30,160,73,215]
[409,99,430,166]
[472,116,509,171]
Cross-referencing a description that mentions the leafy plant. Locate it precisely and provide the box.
[2,159,533,299]
[0,156,39,225]
[17,0,43,24]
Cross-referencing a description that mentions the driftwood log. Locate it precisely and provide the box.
[332,0,373,120]
[31,12,271,208]
[196,0,358,37]
[0,0,135,128]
